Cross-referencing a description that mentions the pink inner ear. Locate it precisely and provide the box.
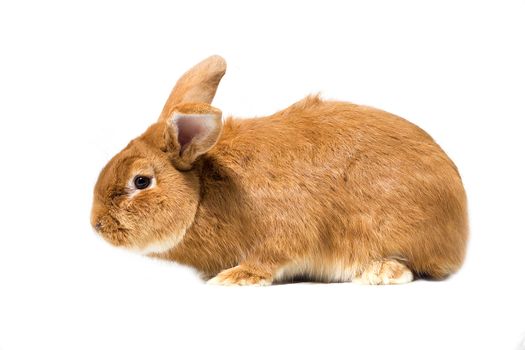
[176,116,208,153]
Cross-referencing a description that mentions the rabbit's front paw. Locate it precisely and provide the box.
[207,265,272,286]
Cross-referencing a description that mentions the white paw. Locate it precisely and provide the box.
[353,260,414,285]
[207,276,271,286]
[206,266,272,286]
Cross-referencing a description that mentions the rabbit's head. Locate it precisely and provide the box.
[91,56,226,253]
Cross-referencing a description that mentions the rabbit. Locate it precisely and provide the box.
[91,55,468,286]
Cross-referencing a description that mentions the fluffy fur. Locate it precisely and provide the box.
[91,56,468,286]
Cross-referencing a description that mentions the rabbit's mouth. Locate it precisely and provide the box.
[92,212,185,254]
[92,213,131,247]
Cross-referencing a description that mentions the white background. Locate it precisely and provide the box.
[0,1,524,349]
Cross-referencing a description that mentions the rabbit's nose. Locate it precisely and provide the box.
[94,221,102,232]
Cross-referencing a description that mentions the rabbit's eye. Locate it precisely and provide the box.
[133,176,151,190]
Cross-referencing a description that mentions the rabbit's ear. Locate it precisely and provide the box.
[158,55,227,123]
[165,103,222,169]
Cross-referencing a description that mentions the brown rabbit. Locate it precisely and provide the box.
[91,55,468,286]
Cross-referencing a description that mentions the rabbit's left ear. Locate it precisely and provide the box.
[165,103,223,170]
[159,55,227,123]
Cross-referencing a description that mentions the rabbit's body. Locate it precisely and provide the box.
[92,56,468,285]
[159,96,468,284]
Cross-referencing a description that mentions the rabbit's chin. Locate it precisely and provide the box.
[129,229,186,255]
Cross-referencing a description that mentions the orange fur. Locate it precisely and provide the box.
[91,56,468,285]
